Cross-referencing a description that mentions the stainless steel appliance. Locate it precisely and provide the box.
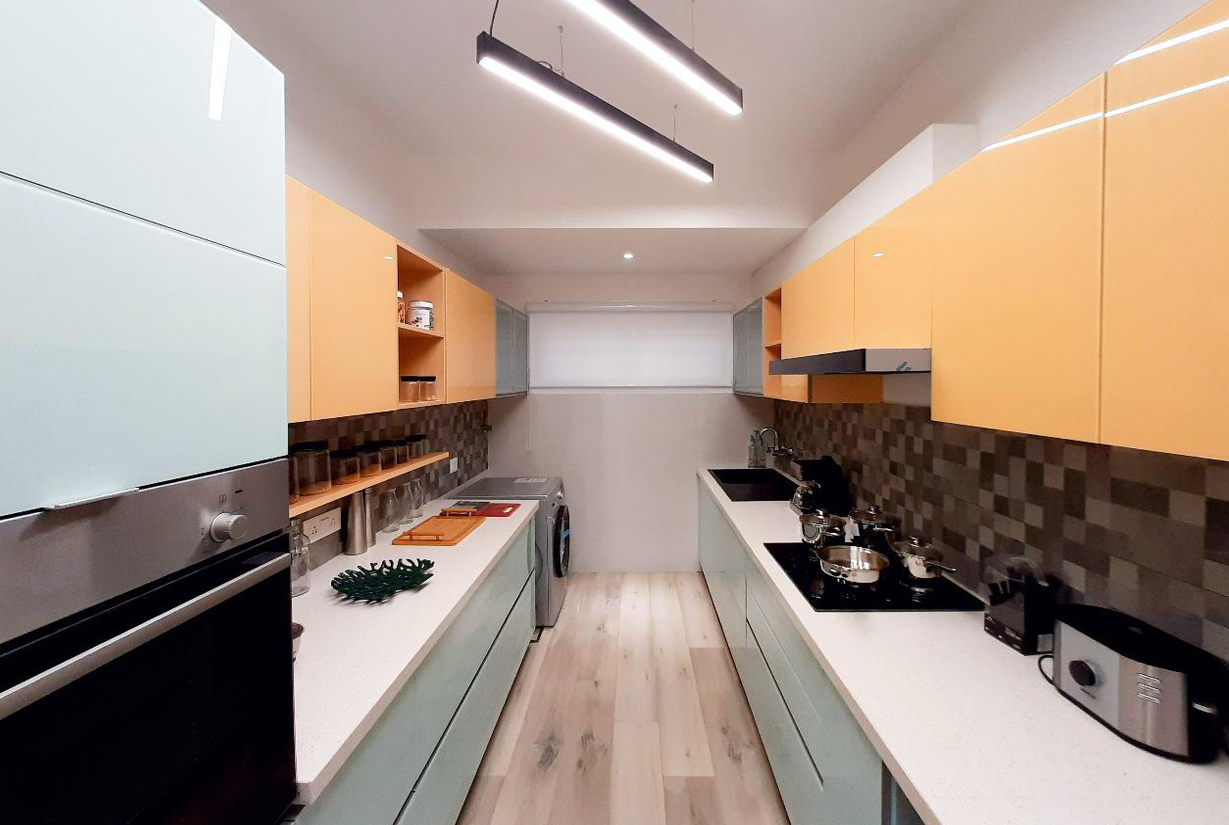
[1051,604,1228,762]
[452,476,569,626]
[0,459,295,824]
[983,554,1057,654]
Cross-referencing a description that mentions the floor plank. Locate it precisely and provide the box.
[611,722,667,825]
[691,648,790,825]
[675,572,724,648]
[614,573,655,722]
[663,776,726,825]
[649,574,715,776]
[456,775,502,825]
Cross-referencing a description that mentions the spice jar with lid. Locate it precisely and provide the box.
[330,449,360,484]
[421,375,438,402]
[377,440,397,469]
[292,442,331,495]
[408,300,434,330]
[399,376,422,404]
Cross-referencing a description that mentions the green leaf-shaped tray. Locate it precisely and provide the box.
[331,558,435,603]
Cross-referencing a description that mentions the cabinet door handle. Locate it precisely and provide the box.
[43,487,140,511]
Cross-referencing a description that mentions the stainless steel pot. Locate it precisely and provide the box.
[848,505,901,551]
[892,536,956,580]
[816,544,891,585]
[800,512,843,545]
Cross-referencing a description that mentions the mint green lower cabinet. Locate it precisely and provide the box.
[396,575,533,825]
[698,479,746,653]
[740,619,828,824]
[296,525,532,825]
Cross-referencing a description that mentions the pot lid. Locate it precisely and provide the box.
[848,504,900,527]
[891,535,943,560]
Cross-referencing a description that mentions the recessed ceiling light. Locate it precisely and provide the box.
[872,252,886,258]
[476,33,714,183]
[623,252,635,260]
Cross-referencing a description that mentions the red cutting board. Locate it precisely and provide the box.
[451,501,522,517]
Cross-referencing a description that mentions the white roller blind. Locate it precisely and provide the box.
[528,310,732,388]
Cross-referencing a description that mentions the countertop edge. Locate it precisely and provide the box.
[294,499,539,804]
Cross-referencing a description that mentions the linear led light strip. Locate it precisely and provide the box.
[208,17,233,121]
[1116,17,1229,64]
[983,71,1229,151]
[476,32,714,182]
[559,0,743,115]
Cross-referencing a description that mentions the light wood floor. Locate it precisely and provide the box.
[458,573,789,825]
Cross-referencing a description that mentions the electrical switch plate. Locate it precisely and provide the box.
[303,506,342,543]
[449,457,459,474]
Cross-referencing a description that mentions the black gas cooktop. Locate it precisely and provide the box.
[765,542,985,612]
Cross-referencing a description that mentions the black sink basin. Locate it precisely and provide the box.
[709,468,797,502]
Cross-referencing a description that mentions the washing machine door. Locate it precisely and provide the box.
[552,505,570,577]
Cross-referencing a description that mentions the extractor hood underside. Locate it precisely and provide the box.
[768,348,931,375]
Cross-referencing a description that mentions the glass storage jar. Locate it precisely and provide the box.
[292,443,331,495]
[408,300,434,330]
[399,376,422,404]
[358,444,382,477]
[394,440,411,465]
[409,434,427,458]
[377,441,397,469]
[421,375,438,402]
[330,449,360,484]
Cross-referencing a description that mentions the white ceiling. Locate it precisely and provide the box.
[207,0,980,278]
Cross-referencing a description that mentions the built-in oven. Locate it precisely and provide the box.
[0,459,295,825]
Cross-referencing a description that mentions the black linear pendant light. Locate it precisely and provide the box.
[558,0,742,115]
[476,31,715,182]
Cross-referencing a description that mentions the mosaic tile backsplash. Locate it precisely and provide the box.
[289,400,489,511]
[774,401,1229,661]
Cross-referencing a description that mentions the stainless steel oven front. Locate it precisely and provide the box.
[0,459,295,825]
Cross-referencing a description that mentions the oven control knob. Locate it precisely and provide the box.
[1068,659,1098,688]
[210,512,249,543]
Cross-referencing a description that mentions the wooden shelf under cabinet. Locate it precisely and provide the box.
[289,451,450,518]
[397,399,443,410]
[398,322,443,339]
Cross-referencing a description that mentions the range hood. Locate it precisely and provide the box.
[769,348,930,375]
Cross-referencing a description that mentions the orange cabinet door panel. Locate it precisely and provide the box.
[286,177,312,423]
[307,190,398,419]
[781,238,855,358]
[1102,0,1229,460]
[931,78,1104,442]
[444,270,496,402]
[854,189,933,347]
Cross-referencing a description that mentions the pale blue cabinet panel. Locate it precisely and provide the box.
[698,480,746,653]
[396,576,534,825]
[747,565,885,824]
[740,620,827,824]
[296,527,531,825]
[0,175,285,518]
[0,0,285,263]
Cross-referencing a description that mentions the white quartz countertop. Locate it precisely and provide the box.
[290,496,538,804]
[697,468,1229,825]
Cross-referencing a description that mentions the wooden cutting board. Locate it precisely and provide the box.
[392,515,485,546]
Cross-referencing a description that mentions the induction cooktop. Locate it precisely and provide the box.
[765,542,984,612]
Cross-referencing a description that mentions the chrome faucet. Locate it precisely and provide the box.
[751,427,793,469]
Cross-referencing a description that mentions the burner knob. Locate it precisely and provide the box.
[1068,659,1098,688]
[209,512,249,543]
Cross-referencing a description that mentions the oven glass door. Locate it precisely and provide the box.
[0,532,295,825]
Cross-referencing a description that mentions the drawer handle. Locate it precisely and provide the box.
[43,487,140,511]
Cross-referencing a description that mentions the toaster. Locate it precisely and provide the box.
[1052,604,1228,762]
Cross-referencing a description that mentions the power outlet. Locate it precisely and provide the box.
[449,457,459,474]
[302,506,342,543]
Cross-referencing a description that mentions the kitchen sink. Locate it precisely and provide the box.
[709,468,797,502]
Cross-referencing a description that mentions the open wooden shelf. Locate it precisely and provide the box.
[289,451,450,517]
[398,322,443,339]
[397,399,443,410]
[764,337,782,348]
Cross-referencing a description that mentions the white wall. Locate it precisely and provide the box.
[487,392,772,572]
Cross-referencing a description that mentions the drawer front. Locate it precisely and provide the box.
[396,576,534,825]
[297,527,531,825]
[740,621,827,825]
[746,562,885,824]
[698,482,746,652]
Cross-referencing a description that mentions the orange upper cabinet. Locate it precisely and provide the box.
[854,189,933,347]
[782,238,856,357]
[307,189,399,419]
[286,177,312,423]
[1102,0,1229,460]
[444,270,496,402]
[930,78,1105,443]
